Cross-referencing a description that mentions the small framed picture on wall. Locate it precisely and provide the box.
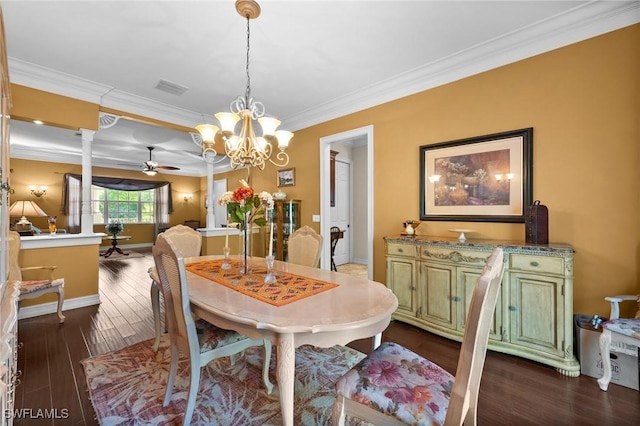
[277,168,295,187]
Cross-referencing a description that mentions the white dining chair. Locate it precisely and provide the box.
[597,294,640,391]
[150,224,202,352]
[8,230,65,323]
[153,233,273,425]
[333,247,504,426]
[287,225,323,267]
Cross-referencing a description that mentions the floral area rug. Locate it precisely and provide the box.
[81,336,367,425]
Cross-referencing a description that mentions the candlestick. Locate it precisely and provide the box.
[268,221,274,257]
[225,218,229,248]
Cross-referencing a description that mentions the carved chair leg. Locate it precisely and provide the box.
[56,288,65,323]
[597,329,612,391]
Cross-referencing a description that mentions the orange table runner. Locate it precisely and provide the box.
[185,259,338,307]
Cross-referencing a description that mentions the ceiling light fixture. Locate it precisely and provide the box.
[195,0,293,170]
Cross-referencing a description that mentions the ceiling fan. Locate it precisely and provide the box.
[142,146,180,176]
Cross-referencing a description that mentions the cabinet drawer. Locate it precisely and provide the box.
[419,246,488,267]
[510,254,564,274]
[386,242,415,258]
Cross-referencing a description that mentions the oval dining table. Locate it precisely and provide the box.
[184,255,399,426]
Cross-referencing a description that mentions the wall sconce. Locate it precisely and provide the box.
[183,193,192,202]
[29,185,48,197]
[506,173,515,181]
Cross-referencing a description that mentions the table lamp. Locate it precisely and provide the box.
[9,200,48,232]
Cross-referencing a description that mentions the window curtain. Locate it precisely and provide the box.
[62,173,173,233]
[153,185,170,235]
[63,174,82,234]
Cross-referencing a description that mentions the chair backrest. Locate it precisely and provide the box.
[183,220,200,230]
[162,224,202,257]
[8,231,22,281]
[330,226,341,252]
[287,225,323,267]
[445,247,504,425]
[152,233,195,354]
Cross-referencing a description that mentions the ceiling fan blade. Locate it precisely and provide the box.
[156,165,181,170]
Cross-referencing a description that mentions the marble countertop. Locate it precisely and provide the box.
[384,234,574,253]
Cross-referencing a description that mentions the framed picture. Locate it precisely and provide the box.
[420,128,533,222]
[277,167,295,187]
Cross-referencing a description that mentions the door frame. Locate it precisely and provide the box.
[319,125,374,278]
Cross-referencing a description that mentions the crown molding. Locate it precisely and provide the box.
[8,1,640,132]
[283,1,640,130]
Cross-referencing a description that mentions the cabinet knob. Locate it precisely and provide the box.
[452,296,461,302]
[398,248,403,253]
[530,261,539,267]
[509,305,517,311]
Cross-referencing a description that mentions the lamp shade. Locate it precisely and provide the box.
[9,200,48,218]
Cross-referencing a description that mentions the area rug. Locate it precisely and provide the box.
[99,251,145,262]
[81,336,367,425]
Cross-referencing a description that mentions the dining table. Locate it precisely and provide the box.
[183,255,398,426]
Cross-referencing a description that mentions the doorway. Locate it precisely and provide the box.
[319,125,373,279]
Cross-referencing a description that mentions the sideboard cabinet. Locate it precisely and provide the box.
[384,236,579,376]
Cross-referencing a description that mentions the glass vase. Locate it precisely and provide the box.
[242,216,249,274]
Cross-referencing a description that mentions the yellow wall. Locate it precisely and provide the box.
[9,24,640,317]
[251,24,640,317]
[9,158,202,246]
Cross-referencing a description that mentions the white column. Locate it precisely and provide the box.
[80,128,94,234]
[206,161,216,228]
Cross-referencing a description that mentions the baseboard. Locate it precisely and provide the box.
[18,294,102,320]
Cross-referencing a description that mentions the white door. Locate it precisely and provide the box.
[333,160,350,266]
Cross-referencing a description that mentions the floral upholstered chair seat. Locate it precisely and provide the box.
[602,318,640,339]
[195,319,248,352]
[336,342,453,426]
[19,278,64,295]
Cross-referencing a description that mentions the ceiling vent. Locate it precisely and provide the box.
[154,79,188,96]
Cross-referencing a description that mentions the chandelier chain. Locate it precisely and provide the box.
[244,14,251,106]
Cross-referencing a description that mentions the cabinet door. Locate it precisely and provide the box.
[386,257,417,316]
[509,272,565,356]
[457,266,502,341]
[418,262,456,329]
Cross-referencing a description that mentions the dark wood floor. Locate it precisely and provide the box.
[14,250,640,425]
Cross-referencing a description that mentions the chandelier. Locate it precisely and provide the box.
[195,0,293,170]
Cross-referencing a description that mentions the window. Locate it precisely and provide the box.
[92,185,155,224]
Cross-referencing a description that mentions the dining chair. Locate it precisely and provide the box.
[8,230,65,323]
[150,224,202,352]
[153,233,273,425]
[597,294,640,391]
[333,247,505,426]
[287,225,323,267]
[330,226,341,271]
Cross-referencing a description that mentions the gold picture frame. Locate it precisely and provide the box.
[277,167,295,187]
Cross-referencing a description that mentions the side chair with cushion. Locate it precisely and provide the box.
[8,231,65,323]
[287,225,323,268]
[153,233,273,425]
[333,247,505,426]
[330,226,341,271]
[597,294,640,391]
[150,224,202,352]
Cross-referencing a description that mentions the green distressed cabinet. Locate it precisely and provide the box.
[384,235,579,377]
